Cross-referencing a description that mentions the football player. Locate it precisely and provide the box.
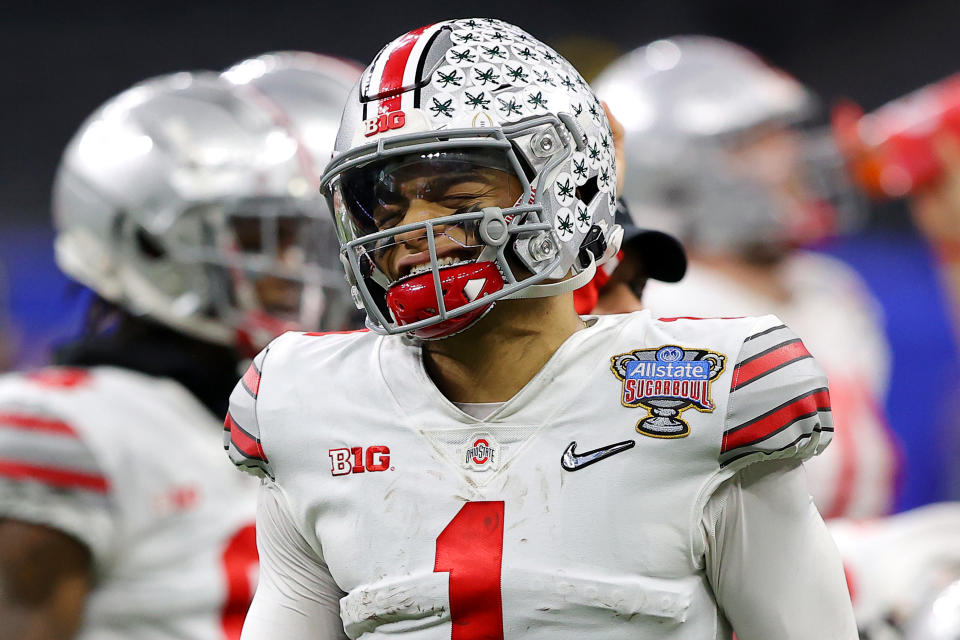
[595,36,900,519]
[0,58,356,640]
[830,118,960,640]
[226,18,856,639]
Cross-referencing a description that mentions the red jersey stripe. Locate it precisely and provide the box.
[377,24,433,114]
[0,458,109,493]
[722,388,831,453]
[225,413,268,463]
[241,364,261,398]
[0,412,78,437]
[25,368,92,388]
[732,340,812,390]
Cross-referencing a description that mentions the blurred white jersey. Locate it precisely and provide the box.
[829,503,960,639]
[226,312,854,639]
[644,251,898,518]
[0,366,259,640]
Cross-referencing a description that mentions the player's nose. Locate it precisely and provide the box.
[394,200,450,247]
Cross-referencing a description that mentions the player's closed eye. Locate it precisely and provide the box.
[373,207,404,229]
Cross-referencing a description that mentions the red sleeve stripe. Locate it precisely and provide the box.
[241,364,261,398]
[731,339,812,390]
[225,413,268,463]
[0,457,109,493]
[0,412,78,437]
[722,388,832,453]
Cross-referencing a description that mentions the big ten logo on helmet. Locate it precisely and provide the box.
[329,446,391,476]
[364,111,406,137]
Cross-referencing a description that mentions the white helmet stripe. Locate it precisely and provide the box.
[402,23,447,110]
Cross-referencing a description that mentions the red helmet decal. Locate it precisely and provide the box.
[385,261,504,339]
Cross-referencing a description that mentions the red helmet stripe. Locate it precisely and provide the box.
[377,24,434,114]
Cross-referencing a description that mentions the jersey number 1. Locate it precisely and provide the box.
[434,501,505,640]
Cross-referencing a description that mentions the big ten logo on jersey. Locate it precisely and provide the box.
[364,110,406,137]
[329,446,391,476]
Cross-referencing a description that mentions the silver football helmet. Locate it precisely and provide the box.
[905,579,960,639]
[53,71,345,353]
[320,18,622,339]
[594,36,861,254]
[223,51,362,333]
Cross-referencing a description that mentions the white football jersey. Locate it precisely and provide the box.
[226,311,847,639]
[0,366,259,640]
[644,251,898,518]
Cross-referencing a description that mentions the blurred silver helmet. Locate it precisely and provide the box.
[320,18,622,340]
[594,36,859,254]
[223,51,362,333]
[905,579,960,639]
[53,71,342,353]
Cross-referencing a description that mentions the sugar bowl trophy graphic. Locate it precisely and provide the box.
[611,346,726,438]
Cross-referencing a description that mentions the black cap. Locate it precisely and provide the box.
[615,200,687,282]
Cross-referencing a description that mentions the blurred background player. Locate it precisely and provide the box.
[595,35,900,519]
[0,55,357,640]
[826,72,960,640]
[833,73,960,336]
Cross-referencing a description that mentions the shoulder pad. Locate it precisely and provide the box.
[719,316,833,470]
[225,347,273,479]
[0,394,115,559]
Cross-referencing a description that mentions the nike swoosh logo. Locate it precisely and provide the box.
[561,439,636,472]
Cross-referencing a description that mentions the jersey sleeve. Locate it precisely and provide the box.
[0,404,116,561]
[719,316,833,470]
[241,482,347,639]
[225,347,274,479]
[702,459,858,638]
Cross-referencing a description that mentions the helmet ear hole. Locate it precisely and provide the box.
[576,177,599,207]
[135,227,167,260]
